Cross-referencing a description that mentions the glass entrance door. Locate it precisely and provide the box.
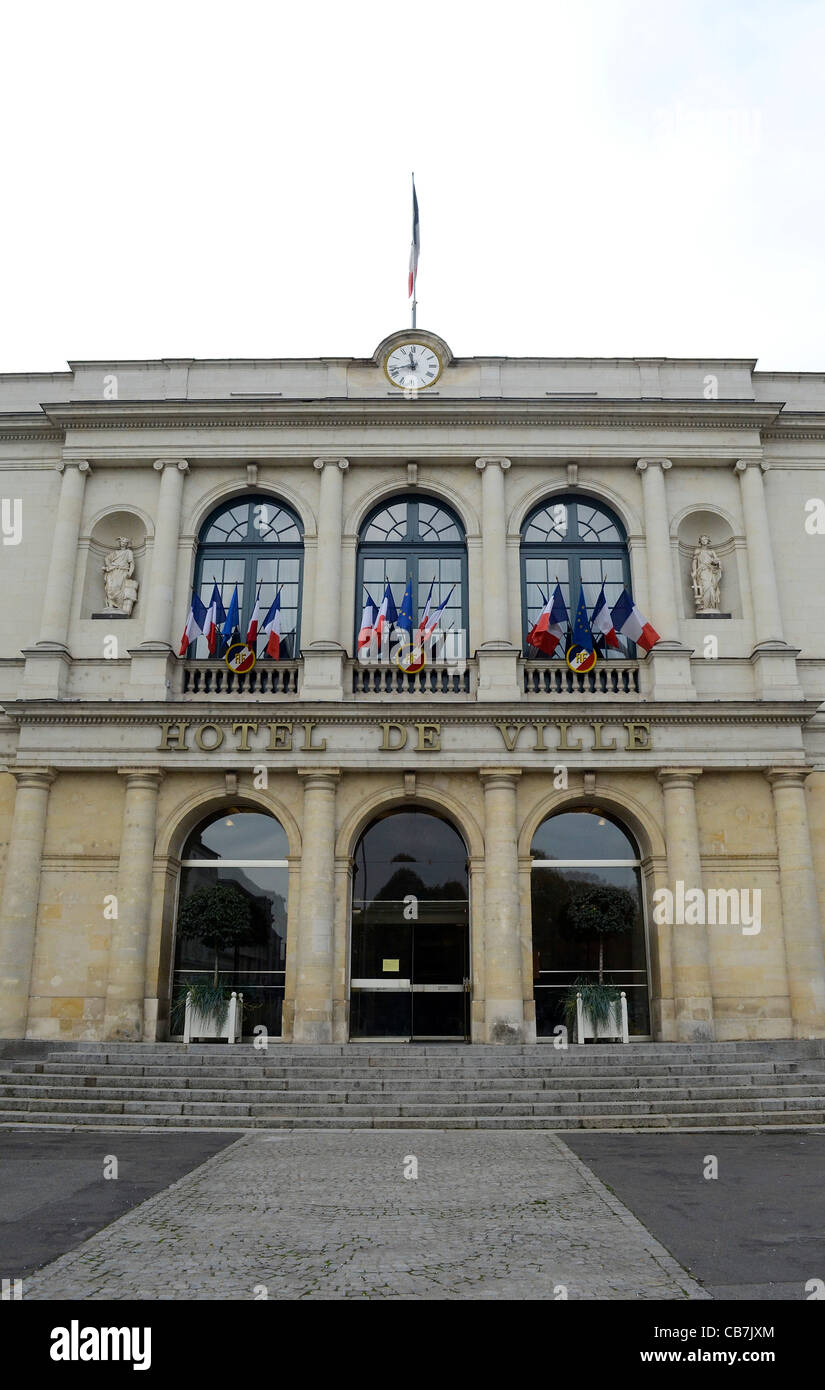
[350,901,469,1040]
[349,808,471,1042]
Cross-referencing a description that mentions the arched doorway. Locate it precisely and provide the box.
[171,809,289,1036]
[350,809,470,1041]
[531,809,651,1037]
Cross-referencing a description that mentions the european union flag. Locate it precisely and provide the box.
[571,585,594,652]
[397,576,414,635]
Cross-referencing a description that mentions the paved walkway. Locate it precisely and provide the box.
[20,1132,705,1300]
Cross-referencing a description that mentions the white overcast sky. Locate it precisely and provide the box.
[2,0,824,372]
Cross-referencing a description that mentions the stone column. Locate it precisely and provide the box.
[141,460,189,647]
[479,770,524,1041]
[766,769,825,1037]
[636,459,694,698]
[475,459,520,700]
[301,460,348,700]
[658,769,714,1041]
[635,459,678,635]
[293,770,340,1042]
[475,458,511,643]
[311,458,348,643]
[0,769,55,1037]
[103,770,163,1040]
[37,462,91,647]
[735,460,784,644]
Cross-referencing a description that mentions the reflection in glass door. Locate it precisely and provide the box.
[349,809,470,1041]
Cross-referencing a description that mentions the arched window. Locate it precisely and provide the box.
[530,809,650,1037]
[191,495,303,658]
[172,809,289,1035]
[521,494,632,658]
[355,496,467,652]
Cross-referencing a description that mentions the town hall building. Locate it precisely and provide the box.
[1,328,825,1047]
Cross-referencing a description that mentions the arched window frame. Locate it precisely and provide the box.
[192,495,304,659]
[354,494,468,652]
[520,493,633,659]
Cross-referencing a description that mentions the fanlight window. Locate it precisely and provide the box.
[356,496,467,650]
[192,496,303,659]
[521,495,631,659]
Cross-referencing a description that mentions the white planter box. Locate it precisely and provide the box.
[183,990,243,1043]
[576,990,629,1044]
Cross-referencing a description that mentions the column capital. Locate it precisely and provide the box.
[298,768,342,789]
[475,457,511,472]
[57,459,91,475]
[734,458,770,475]
[153,458,189,473]
[11,766,56,791]
[658,767,703,789]
[636,458,672,472]
[765,766,811,790]
[479,767,522,788]
[117,768,165,790]
[313,458,349,472]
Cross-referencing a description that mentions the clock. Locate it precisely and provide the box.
[384,341,442,391]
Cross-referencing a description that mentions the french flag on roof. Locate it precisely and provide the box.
[611,588,660,653]
[527,583,569,656]
[591,582,620,649]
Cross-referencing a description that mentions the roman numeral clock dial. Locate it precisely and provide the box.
[384,342,443,391]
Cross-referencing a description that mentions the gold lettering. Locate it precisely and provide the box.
[301,721,327,752]
[591,722,617,751]
[624,721,652,751]
[159,720,189,751]
[415,722,441,751]
[232,721,258,751]
[195,722,224,751]
[557,721,583,751]
[533,722,550,751]
[266,722,293,751]
[380,722,408,751]
[495,723,522,752]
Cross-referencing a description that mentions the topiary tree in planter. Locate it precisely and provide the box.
[172,882,255,1029]
[562,883,637,1036]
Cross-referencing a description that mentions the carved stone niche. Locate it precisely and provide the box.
[676,510,740,619]
[81,511,148,620]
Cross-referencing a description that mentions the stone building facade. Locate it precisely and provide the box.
[1,328,825,1046]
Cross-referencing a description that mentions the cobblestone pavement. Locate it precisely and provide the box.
[21,1132,706,1300]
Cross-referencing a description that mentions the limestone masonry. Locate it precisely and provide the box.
[1,328,825,1046]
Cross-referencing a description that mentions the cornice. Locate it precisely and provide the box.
[761,412,825,441]
[2,700,820,728]
[33,397,785,433]
[0,412,64,442]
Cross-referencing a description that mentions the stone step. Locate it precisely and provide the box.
[2,1107,824,1131]
[9,1058,804,1079]
[4,1080,825,1105]
[1,1092,824,1118]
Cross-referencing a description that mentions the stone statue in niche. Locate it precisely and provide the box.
[102,537,139,615]
[691,535,722,613]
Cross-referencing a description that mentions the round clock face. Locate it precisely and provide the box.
[384,342,442,391]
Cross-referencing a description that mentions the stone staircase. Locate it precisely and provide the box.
[2,1040,825,1130]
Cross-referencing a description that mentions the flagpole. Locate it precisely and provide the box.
[411,172,417,331]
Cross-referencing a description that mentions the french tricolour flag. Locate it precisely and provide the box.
[179,592,207,656]
[205,584,226,657]
[246,583,263,646]
[374,582,398,644]
[591,582,620,649]
[357,589,379,650]
[611,588,660,653]
[261,592,282,659]
[421,583,456,640]
[408,176,420,299]
[527,583,569,656]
